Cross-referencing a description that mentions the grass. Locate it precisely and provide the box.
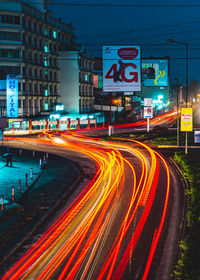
[172,152,200,280]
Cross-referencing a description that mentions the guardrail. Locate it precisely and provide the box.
[4,118,100,135]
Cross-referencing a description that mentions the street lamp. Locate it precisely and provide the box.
[167,39,189,153]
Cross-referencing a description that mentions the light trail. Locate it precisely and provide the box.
[2,115,172,279]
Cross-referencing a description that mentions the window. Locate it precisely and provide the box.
[14,16,20,25]
[29,68,32,77]
[53,30,57,39]
[0,49,20,58]
[39,24,42,34]
[44,42,49,53]
[44,56,48,67]
[23,66,26,75]
[45,89,48,97]
[44,27,48,36]
[45,70,48,80]
[54,72,57,81]
[0,31,20,41]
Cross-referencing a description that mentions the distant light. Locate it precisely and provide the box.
[53,137,66,145]
[80,116,87,120]
[158,95,163,100]
[50,114,60,120]
[55,104,64,111]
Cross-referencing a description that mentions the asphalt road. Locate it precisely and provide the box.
[1,128,183,280]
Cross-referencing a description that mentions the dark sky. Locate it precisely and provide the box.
[49,0,200,85]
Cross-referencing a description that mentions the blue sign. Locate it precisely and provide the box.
[194,131,200,143]
[6,75,18,118]
[142,59,168,87]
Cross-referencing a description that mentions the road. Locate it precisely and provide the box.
[1,111,183,279]
[1,119,182,280]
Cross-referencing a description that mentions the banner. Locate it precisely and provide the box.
[103,46,141,92]
[181,108,193,132]
[6,75,18,118]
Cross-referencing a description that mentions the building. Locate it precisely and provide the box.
[59,50,95,114]
[0,0,76,117]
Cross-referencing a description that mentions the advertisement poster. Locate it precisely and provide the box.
[144,107,153,118]
[194,131,200,143]
[103,46,141,92]
[142,59,168,87]
[6,75,18,118]
[181,108,193,132]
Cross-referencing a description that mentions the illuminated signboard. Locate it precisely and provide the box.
[181,108,193,132]
[142,59,168,87]
[6,75,18,118]
[103,46,141,92]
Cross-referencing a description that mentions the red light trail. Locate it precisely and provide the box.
[2,113,173,279]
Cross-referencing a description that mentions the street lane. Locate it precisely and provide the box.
[2,130,171,280]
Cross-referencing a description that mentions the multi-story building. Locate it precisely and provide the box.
[0,0,76,117]
[59,50,95,114]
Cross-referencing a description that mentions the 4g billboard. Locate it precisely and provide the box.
[103,46,141,92]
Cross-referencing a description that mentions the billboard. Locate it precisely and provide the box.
[194,131,200,143]
[142,59,168,87]
[181,108,193,132]
[103,46,141,92]
[6,75,18,118]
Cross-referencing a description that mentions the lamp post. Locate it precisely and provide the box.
[175,77,180,146]
[167,39,189,154]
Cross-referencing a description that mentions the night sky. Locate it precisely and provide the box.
[48,0,200,85]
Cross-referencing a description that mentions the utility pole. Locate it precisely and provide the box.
[175,78,180,146]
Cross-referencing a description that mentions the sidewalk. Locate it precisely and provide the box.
[0,150,79,265]
[0,152,41,213]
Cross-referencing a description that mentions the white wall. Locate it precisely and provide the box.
[59,52,80,114]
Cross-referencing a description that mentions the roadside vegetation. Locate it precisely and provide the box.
[172,151,200,280]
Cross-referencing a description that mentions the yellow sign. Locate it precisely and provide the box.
[181,108,193,132]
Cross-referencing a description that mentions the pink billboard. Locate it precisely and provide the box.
[103,46,141,92]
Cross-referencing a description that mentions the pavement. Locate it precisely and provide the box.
[0,148,41,213]
[0,147,80,266]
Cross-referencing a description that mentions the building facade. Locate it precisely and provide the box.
[0,0,76,117]
[59,51,95,114]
